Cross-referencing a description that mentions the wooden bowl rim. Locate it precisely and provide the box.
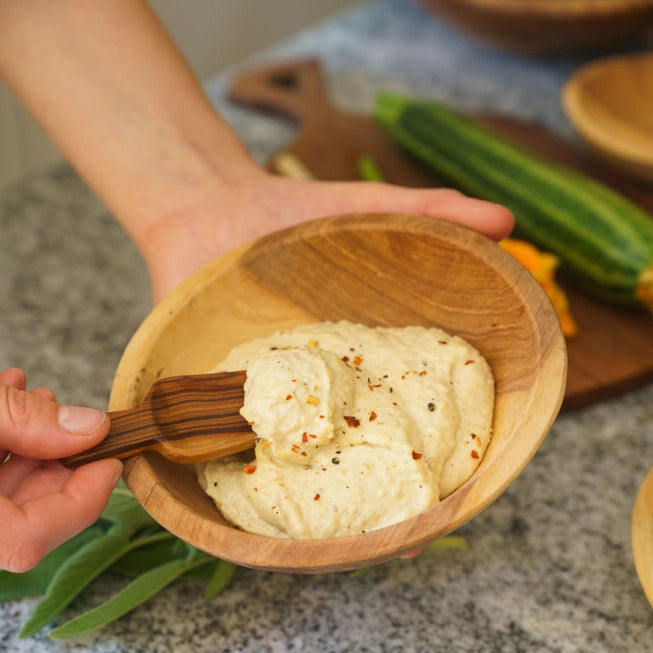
[425,0,653,15]
[562,53,653,176]
[111,213,567,573]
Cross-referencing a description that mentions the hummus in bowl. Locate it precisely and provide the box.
[198,321,494,539]
[109,213,567,573]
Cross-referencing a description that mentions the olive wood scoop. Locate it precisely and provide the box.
[61,371,255,467]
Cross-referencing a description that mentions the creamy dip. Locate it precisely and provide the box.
[196,321,494,539]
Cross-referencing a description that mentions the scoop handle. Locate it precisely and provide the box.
[60,371,254,467]
[59,406,165,467]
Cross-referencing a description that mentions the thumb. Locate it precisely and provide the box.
[0,385,109,459]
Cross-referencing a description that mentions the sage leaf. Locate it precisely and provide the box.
[204,559,236,599]
[49,555,211,639]
[18,530,131,638]
[100,487,156,534]
[0,527,103,602]
[109,535,183,577]
[426,536,468,550]
[19,529,173,638]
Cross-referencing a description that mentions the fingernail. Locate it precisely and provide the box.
[57,405,107,435]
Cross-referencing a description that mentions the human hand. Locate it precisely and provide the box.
[140,169,515,303]
[0,368,122,573]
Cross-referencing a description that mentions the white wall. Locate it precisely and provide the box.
[0,0,362,193]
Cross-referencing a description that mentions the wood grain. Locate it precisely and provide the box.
[416,0,653,55]
[563,53,653,184]
[228,58,653,410]
[111,213,566,572]
[632,466,653,607]
[61,371,253,467]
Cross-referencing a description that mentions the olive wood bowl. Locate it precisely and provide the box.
[418,0,653,55]
[563,53,653,184]
[110,213,567,573]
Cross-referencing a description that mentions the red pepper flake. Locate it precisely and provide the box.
[471,450,480,459]
[418,370,428,376]
[369,410,377,422]
[353,355,363,366]
[285,394,293,401]
[243,464,257,474]
[301,451,307,457]
[412,451,423,460]
[314,493,321,500]
[302,432,309,443]
[291,444,301,453]
[368,383,381,391]
[342,355,350,363]
[438,340,448,345]
[465,359,475,365]
[344,415,360,427]
[309,433,318,439]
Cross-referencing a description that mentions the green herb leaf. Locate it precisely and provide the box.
[18,530,131,638]
[348,567,370,578]
[426,536,468,550]
[109,536,184,577]
[49,554,211,640]
[204,559,236,599]
[99,485,156,533]
[0,527,104,602]
[19,528,174,638]
[181,559,219,580]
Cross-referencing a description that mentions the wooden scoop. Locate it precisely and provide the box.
[61,371,254,467]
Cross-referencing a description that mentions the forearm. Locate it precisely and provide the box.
[0,0,255,247]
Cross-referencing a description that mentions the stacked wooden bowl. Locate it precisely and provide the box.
[418,0,653,55]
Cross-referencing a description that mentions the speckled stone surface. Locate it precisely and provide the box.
[1,0,652,650]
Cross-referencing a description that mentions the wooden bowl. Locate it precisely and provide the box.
[417,0,653,55]
[563,53,653,184]
[110,214,567,573]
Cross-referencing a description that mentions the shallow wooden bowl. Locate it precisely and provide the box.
[418,0,653,55]
[563,53,653,184]
[110,214,567,573]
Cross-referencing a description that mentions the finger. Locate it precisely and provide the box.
[0,385,109,459]
[11,462,72,505]
[0,455,43,497]
[310,181,515,241]
[0,458,122,573]
[30,386,57,402]
[0,367,27,390]
[1,458,72,504]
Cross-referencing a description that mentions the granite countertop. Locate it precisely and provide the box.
[1,0,652,650]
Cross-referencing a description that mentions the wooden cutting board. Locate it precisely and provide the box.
[228,58,653,410]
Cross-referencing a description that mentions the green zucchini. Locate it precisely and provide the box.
[374,92,653,311]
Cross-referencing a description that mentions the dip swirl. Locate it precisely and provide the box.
[197,321,494,538]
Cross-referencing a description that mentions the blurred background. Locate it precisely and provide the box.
[0,0,363,194]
